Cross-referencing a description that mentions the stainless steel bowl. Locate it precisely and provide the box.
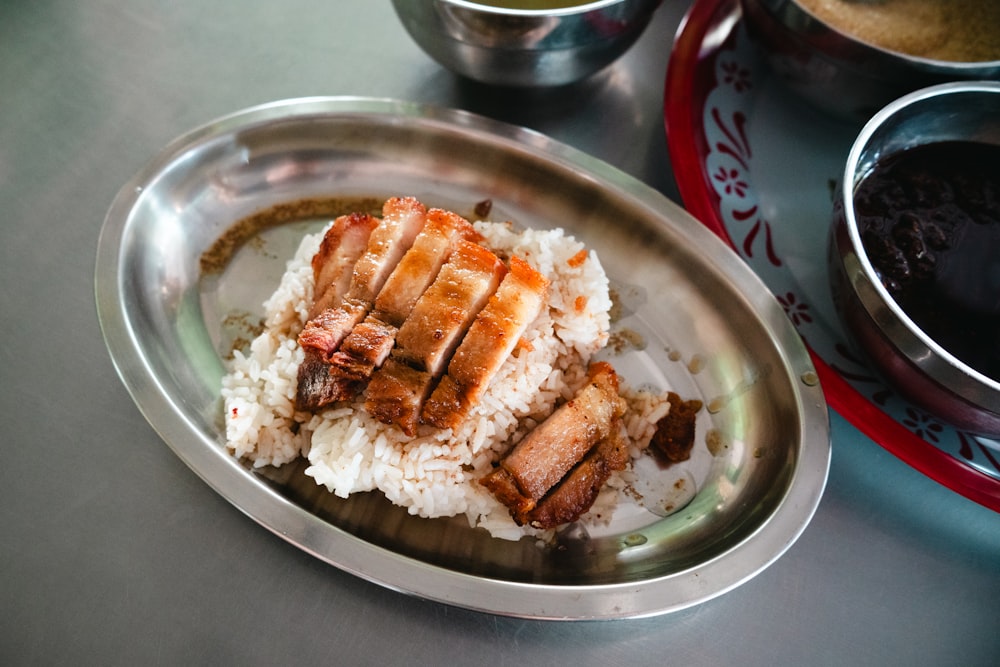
[742,0,1000,121]
[391,0,662,87]
[829,81,1000,437]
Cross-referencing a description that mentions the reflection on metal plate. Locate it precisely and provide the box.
[95,97,829,620]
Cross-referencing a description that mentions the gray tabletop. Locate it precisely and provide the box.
[2,1,998,665]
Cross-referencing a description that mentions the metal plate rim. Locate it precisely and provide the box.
[95,95,829,620]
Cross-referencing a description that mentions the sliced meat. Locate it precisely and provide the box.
[422,256,549,430]
[308,212,379,320]
[393,241,507,376]
[523,423,630,529]
[476,466,533,520]
[371,208,482,328]
[362,357,433,434]
[365,240,506,435]
[296,316,364,411]
[318,319,398,401]
[321,209,482,402]
[480,362,626,521]
[392,240,507,377]
[347,196,429,306]
[297,307,358,361]
[295,197,427,411]
[299,196,428,359]
[295,348,346,411]
[330,319,397,382]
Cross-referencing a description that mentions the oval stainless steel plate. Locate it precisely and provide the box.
[95,97,830,620]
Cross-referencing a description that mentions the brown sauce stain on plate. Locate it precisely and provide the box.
[200,196,383,275]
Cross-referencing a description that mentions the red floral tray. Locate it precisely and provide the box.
[664,0,1000,511]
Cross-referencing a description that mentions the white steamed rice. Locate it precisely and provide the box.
[221,219,670,540]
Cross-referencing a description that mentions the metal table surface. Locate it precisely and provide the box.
[1,1,997,665]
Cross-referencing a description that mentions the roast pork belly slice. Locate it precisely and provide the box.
[295,304,368,411]
[371,208,482,328]
[391,240,507,377]
[299,196,428,359]
[480,362,626,521]
[295,305,368,411]
[321,208,482,402]
[422,256,550,430]
[295,348,345,412]
[523,423,630,529]
[362,357,433,436]
[321,319,396,403]
[365,240,507,435]
[308,212,379,320]
[295,197,427,411]
[331,319,397,381]
[297,303,364,361]
[346,196,429,307]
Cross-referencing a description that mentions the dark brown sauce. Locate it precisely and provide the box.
[650,392,703,465]
[199,196,383,275]
[854,141,1000,380]
[199,196,499,276]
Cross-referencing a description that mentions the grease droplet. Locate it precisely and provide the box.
[706,428,725,456]
[623,533,647,547]
[687,354,705,374]
[707,397,726,414]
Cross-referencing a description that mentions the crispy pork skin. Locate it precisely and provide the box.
[422,256,549,430]
[321,209,482,402]
[480,362,626,522]
[365,240,506,435]
[477,467,534,520]
[308,212,379,320]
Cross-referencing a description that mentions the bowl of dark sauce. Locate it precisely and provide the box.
[829,81,1000,437]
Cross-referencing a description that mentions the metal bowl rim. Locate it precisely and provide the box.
[840,81,1000,395]
[411,0,652,18]
[748,0,1000,70]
